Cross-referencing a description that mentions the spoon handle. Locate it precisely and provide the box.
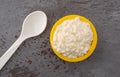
[0,37,24,70]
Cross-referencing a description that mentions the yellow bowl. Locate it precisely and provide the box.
[50,15,98,62]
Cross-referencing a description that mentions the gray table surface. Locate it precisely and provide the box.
[0,0,120,77]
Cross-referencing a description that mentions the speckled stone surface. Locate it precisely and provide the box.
[0,0,120,77]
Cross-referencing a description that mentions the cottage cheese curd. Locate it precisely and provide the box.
[52,17,93,58]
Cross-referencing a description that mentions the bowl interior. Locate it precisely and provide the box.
[50,15,97,62]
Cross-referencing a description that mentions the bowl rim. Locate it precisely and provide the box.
[50,14,98,62]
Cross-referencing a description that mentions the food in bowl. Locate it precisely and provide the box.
[52,17,93,58]
[50,15,97,62]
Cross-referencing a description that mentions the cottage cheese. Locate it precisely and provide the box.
[52,17,93,58]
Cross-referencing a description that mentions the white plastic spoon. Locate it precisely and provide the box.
[0,11,47,70]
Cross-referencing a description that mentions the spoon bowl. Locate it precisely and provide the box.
[21,11,47,39]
